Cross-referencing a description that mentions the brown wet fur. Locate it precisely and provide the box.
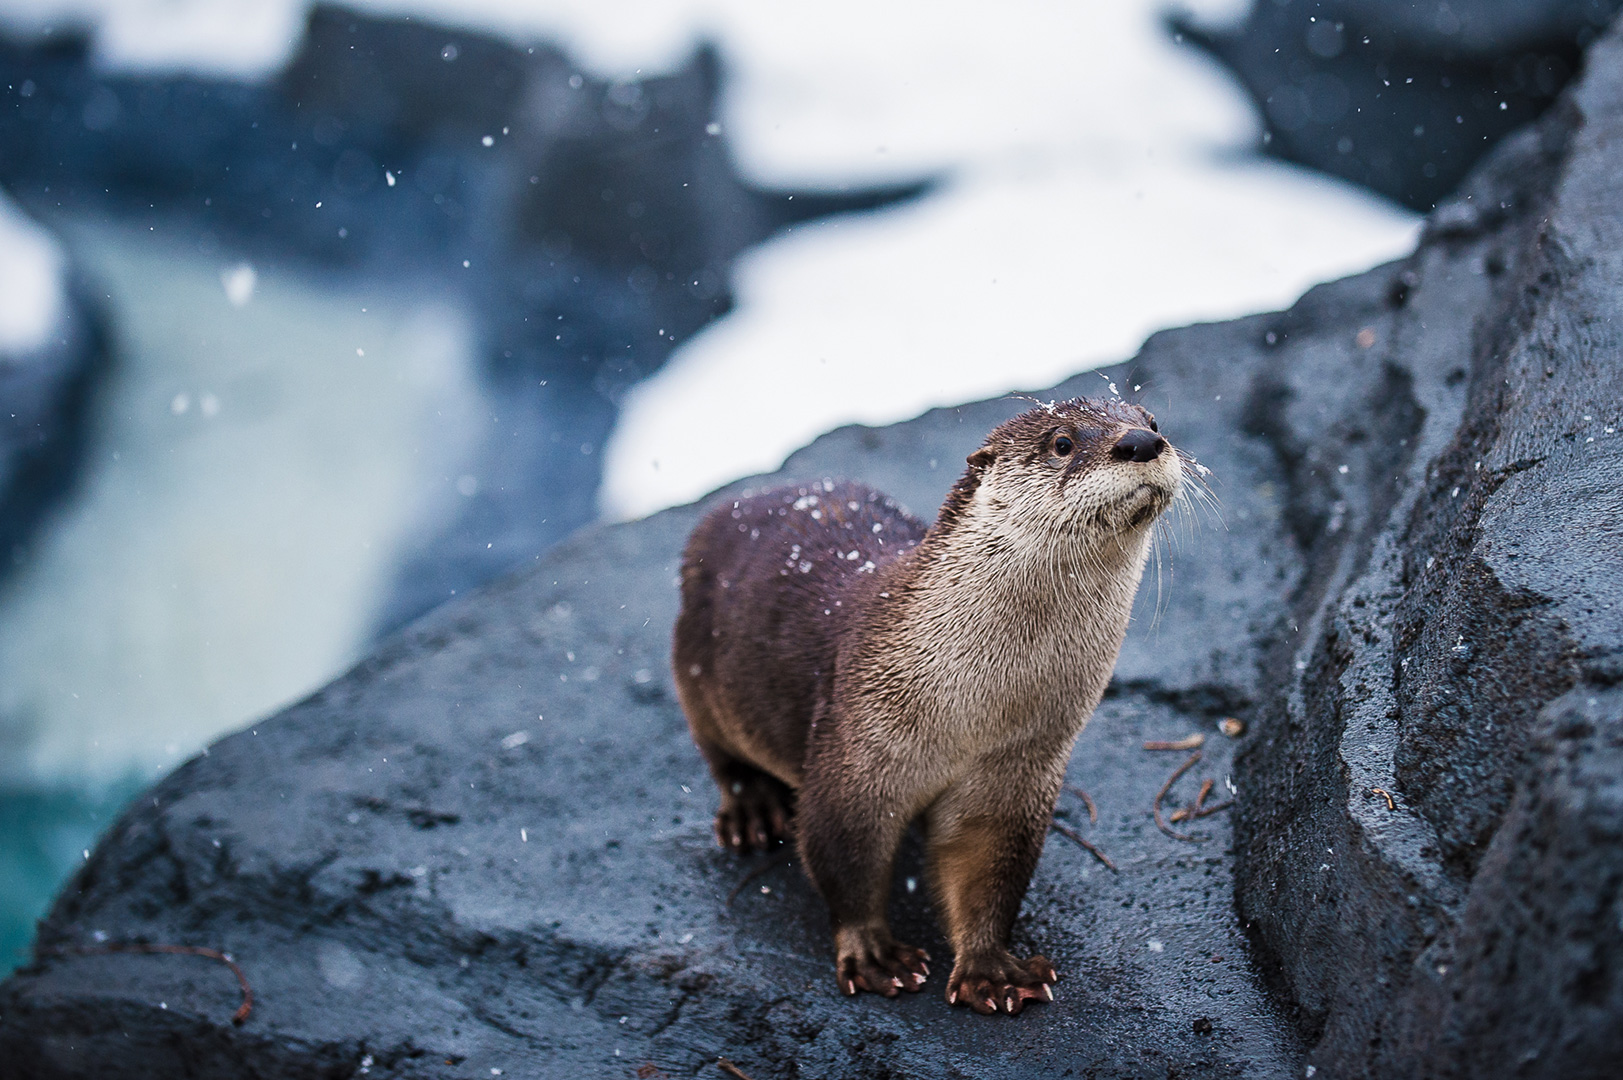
[673,398,1181,1015]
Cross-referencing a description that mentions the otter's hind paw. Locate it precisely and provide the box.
[834,927,930,997]
[946,954,1058,1015]
[714,775,793,853]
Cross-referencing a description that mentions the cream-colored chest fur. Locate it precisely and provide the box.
[846,521,1151,775]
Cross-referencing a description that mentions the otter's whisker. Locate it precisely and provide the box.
[1146,517,1171,633]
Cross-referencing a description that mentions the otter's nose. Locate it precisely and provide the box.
[1112,428,1166,463]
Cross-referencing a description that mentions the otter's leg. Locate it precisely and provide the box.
[674,672,795,852]
[796,779,930,997]
[926,768,1061,1015]
[704,748,795,853]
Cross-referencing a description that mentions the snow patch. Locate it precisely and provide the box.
[0,0,304,77]
[590,0,1421,518]
[0,193,67,357]
[601,157,1418,520]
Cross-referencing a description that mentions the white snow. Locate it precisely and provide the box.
[603,156,1417,517]
[220,262,257,308]
[583,2,1422,517]
[0,0,304,77]
[0,192,67,356]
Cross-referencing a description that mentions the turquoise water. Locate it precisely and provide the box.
[0,779,144,977]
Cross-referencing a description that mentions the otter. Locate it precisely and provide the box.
[673,398,1182,1015]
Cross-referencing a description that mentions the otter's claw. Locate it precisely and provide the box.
[946,954,1058,1016]
[833,927,930,998]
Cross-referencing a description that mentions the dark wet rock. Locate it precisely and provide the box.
[0,215,110,578]
[5,13,1622,1080]
[1227,19,1623,1077]
[278,4,536,146]
[0,350,1307,1078]
[1174,0,1619,210]
[0,5,927,634]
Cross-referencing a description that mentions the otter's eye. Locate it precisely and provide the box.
[1147,417,1159,433]
[1054,435,1075,456]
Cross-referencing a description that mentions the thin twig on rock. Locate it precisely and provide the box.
[1153,752,1205,843]
[1171,778,1217,823]
[1143,734,1205,751]
[1370,787,1397,811]
[36,942,253,1024]
[1173,798,1235,823]
[718,1057,756,1080]
[1065,785,1098,823]
[1051,821,1117,872]
[1190,799,1234,820]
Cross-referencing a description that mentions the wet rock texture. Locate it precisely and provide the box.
[4,15,1623,1080]
[1232,18,1623,1078]
[0,367,1303,1078]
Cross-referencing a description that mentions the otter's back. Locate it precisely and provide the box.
[674,481,925,781]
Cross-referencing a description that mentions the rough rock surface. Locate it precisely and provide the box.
[5,16,1623,1080]
[0,361,1305,1078]
[1232,20,1623,1078]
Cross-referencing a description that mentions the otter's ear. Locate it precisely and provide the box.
[967,448,996,471]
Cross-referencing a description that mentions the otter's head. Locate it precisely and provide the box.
[941,397,1182,544]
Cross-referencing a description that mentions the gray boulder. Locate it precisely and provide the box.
[1232,18,1623,1078]
[0,374,1301,1078]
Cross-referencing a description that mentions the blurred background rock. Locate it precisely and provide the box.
[1174,0,1620,207]
[0,0,1596,978]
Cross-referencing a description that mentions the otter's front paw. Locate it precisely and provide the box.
[834,926,930,997]
[946,953,1057,1015]
[714,777,793,853]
